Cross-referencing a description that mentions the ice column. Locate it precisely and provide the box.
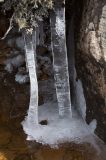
[50,7,72,117]
[24,30,38,125]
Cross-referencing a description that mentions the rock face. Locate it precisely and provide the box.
[0,12,9,39]
[76,0,106,142]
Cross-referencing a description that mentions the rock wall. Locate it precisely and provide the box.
[0,0,106,143]
[75,0,106,142]
[0,12,9,39]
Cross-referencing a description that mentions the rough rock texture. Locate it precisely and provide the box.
[0,12,9,39]
[76,0,106,142]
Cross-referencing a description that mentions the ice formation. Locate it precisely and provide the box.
[22,102,99,148]
[75,79,87,119]
[50,7,72,117]
[22,3,98,148]
[24,30,38,125]
[89,119,97,133]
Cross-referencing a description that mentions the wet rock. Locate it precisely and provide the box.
[7,38,16,48]
[37,54,53,80]
[37,46,48,56]
[38,95,44,106]
[7,33,24,51]
[0,13,9,39]
[0,126,12,146]
[0,41,12,65]
[38,80,56,103]
[15,37,24,50]
[39,74,49,81]
[18,67,27,74]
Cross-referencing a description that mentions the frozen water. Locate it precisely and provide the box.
[21,4,99,150]
[24,30,38,125]
[50,7,72,117]
[75,79,87,119]
[22,102,99,149]
[89,119,97,133]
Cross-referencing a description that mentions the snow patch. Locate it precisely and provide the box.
[22,102,98,147]
[15,73,29,84]
[5,63,13,73]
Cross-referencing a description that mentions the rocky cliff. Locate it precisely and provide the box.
[75,0,106,142]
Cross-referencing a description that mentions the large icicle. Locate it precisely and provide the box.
[24,30,38,125]
[50,3,72,117]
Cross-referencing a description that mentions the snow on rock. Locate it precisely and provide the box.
[4,54,25,73]
[5,63,13,73]
[15,73,29,84]
[22,102,98,148]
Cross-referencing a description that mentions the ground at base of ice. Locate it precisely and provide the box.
[22,102,103,152]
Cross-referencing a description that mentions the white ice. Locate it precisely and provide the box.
[75,79,87,119]
[24,31,39,125]
[50,7,72,117]
[22,101,99,148]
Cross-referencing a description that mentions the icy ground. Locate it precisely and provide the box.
[22,102,101,149]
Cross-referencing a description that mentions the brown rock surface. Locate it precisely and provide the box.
[75,0,106,142]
